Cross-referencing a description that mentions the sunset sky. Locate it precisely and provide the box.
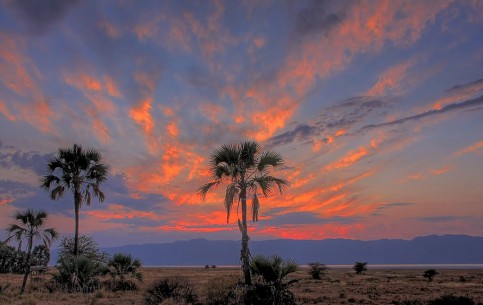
[0,0,482,247]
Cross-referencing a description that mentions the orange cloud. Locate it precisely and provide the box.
[97,20,121,39]
[325,146,370,171]
[0,100,15,121]
[453,140,483,157]
[83,104,112,144]
[84,203,159,221]
[0,32,57,133]
[256,223,364,240]
[166,121,179,137]
[253,37,266,48]
[64,73,102,92]
[430,165,451,175]
[0,197,14,205]
[329,171,373,192]
[365,59,416,96]
[103,75,122,98]
[129,98,156,152]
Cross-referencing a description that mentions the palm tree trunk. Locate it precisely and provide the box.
[20,235,33,294]
[74,192,80,256]
[240,188,252,286]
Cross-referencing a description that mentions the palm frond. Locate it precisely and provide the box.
[253,176,289,196]
[88,163,109,182]
[50,185,65,200]
[198,181,219,200]
[84,187,92,205]
[238,141,259,168]
[224,185,239,223]
[212,164,231,179]
[210,143,238,167]
[251,193,260,222]
[257,150,284,172]
[40,174,61,190]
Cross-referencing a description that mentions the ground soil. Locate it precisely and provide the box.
[1,267,482,304]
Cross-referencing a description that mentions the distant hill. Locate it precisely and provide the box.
[88,235,483,266]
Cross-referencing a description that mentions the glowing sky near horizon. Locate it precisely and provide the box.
[0,0,482,247]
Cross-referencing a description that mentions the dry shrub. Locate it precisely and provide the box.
[427,295,477,305]
[203,276,245,305]
[145,277,199,305]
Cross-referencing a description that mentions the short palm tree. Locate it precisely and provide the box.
[108,253,143,291]
[5,209,58,294]
[250,255,299,305]
[198,141,288,285]
[41,144,109,256]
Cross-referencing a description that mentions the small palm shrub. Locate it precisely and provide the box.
[31,245,50,267]
[145,277,199,305]
[248,255,299,305]
[427,295,476,305]
[308,262,327,280]
[353,262,367,274]
[53,255,102,293]
[107,253,143,291]
[423,269,438,282]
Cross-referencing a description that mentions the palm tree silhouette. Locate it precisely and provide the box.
[5,209,58,294]
[198,141,288,285]
[41,144,109,256]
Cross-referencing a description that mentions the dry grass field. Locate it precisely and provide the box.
[1,267,482,305]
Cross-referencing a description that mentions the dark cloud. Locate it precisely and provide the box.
[372,202,416,216]
[445,78,483,95]
[267,96,391,147]
[268,79,483,148]
[0,180,36,198]
[359,95,483,133]
[380,202,416,209]
[0,142,15,149]
[418,216,459,222]
[6,0,81,34]
[295,0,353,38]
[262,211,360,226]
[0,147,53,175]
[268,124,320,146]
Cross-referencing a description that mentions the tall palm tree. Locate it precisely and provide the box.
[40,144,109,256]
[5,209,58,294]
[198,141,288,285]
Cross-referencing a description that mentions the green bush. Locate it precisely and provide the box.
[427,295,476,305]
[145,277,199,305]
[423,269,438,282]
[308,262,327,280]
[353,262,367,274]
[53,255,102,293]
[0,243,28,274]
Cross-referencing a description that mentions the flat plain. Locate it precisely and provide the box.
[1,267,483,305]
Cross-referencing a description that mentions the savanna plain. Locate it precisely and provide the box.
[1,267,482,305]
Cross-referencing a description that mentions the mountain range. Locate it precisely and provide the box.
[92,235,483,266]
